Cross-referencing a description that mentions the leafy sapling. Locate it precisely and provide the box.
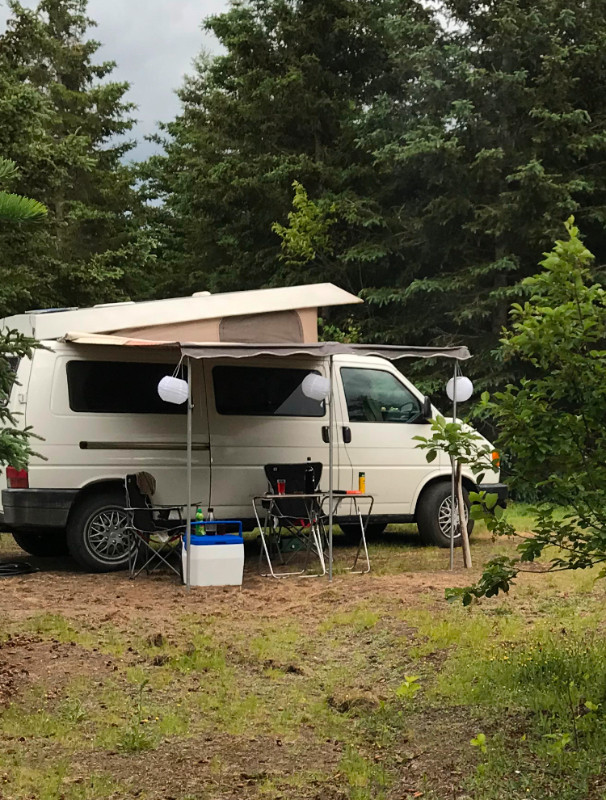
[447,218,606,603]
[414,415,504,568]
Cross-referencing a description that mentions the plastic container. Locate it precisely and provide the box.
[358,472,366,493]
[206,508,217,533]
[182,533,244,587]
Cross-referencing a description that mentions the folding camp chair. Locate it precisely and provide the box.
[256,462,327,577]
[124,472,193,580]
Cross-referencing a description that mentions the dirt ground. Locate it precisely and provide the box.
[0,528,588,800]
[0,540,465,626]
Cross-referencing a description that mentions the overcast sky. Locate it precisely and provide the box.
[0,0,230,160]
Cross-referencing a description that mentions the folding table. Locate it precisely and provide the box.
[253,492,373,578]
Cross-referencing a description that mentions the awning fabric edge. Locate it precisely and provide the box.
[62,333,470,361]
[180,342,471,361]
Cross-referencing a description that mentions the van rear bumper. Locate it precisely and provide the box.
[2,489,78,530]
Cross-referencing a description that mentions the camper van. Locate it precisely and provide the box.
[0,285,506,572]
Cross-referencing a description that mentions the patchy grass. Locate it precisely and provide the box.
[2,504,606,798]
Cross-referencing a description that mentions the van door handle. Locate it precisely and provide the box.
[342,426,352,444]
[322,426,330,443]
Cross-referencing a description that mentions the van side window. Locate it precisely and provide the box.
[213,366,324,417]
[67,361,186,414]
[341,368,421,423]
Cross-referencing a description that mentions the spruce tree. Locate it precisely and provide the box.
[143,0,436,303]
[148,0,606,391]
[0,0,153,315]
[359,0,606,382]
[0,158,45,467]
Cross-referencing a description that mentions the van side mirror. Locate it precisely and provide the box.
[421,396,432,421]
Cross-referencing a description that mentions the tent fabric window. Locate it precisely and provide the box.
[219,310,304,343]
[213,365,325,417]
[341,367,422,423]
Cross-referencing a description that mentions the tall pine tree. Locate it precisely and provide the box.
[143,0,436,303]
[0,0,154,315]
[357,0,606,381]
[149,0,606,390]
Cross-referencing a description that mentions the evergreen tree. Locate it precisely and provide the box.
[0,158,44,468]
[0,157,47,222]
[150,0,606,391]
[358,0,606,382]
[143,0,435,304]
[0,0,154,316]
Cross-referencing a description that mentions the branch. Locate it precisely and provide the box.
[0,192,48,223]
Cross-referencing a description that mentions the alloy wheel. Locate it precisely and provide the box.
[84,507,132,565]
[438,495,469,540]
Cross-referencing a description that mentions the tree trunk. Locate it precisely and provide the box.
[456,461,472,568]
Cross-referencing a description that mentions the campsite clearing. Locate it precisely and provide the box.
[2,512,606,800]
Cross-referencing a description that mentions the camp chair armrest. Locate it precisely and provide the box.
[150,500,205,510]
[125,501,204,512]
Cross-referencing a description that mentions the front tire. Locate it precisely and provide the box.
[12,529,69,557]
[416,482,474,547]
[67,488,132,572]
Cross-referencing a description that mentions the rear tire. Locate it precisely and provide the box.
[67,488,132,572]
[416,482,474,547]
[12,529,69,557]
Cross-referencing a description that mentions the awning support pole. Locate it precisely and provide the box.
[186,356,193,591]
[450,361,458,571]
[328,354,334,582]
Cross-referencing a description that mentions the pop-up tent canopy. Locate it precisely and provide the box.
[63,334,471,586]
[4,282,362,343]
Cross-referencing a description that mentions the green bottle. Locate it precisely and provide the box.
[195,507,205,533]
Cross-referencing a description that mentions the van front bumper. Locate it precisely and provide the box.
[473,483,508,506]
[2,489,78,530]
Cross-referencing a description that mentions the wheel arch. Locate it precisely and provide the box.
[413,473,475,519]
[66,479,126,524]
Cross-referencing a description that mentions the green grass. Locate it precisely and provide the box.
[454,630,606,799]
[0,758,119,800]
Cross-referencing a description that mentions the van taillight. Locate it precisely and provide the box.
[6,467,28,489]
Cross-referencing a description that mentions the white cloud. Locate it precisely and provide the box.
[0,0,229,160]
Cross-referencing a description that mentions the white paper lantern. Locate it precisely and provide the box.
[446,375,473,403]
[158,375,189,405]
[301,373,331,402]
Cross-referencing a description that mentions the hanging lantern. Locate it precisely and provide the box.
[301,373,331,401]
[446,375,473,403]
[158,375,189,405]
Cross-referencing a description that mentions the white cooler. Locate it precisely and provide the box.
[182,533,244,587]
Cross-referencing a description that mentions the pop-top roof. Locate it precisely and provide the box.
[1,283,362,340]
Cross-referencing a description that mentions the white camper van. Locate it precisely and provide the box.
[0,284,506,572]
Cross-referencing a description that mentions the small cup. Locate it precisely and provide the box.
[277,479,286,495]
